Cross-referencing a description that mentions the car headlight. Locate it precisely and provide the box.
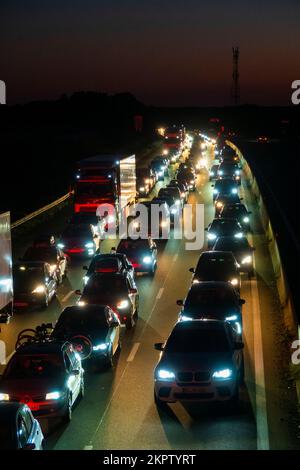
[212,369,233,379]
[0,393,9,401]
[181,315,193,321]
[78,300,86,307]
[231,188,238,194]
[225,315,238,321]
[190,180,194,184]
[216,202,223,208]
[235,170,240,175]
[163,149,168,155]
[207,233,217,240]
[243,217,249,223]
[93,343,108,351]
[85,242,94,248]
[160,166,165,171]
[234,232,243,238]
[175,199,180,205]
[46,391,61,400]
[83,275,89,285]
[213,189,218,194]
[139,187,145,192]
[230,278,239,286]
[157,369,175,380]
[241,255,252,264]
[32,285,46,294]
[117,299,129,309]
[57,243,65,249]
[218,170,223,175]
[49,264,57,273]
[158,171,163,176]
[143,256,152,264]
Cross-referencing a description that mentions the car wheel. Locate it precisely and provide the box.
[154,391,169,410]
[62,394,72,423]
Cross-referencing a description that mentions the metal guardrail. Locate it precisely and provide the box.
[11,191,73,230]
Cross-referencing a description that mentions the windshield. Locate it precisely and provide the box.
[84,276,128,296]
[23,247,57,263]
[166,327,230,353]
[76,182,114,197]
[4,354,64,379]
[215,238,249,251]
[197,255,235,272]
[63,225,91,238]
[117,239,150,255]
[211,220,239,231]
[13,267,44,290]
[185,288,237,310]
[223,206,246,216]
[55,312,107,335]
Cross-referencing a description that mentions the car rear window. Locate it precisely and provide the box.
[166,327,230,353]
[4,354,64,379]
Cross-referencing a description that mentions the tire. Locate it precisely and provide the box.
[154,391,169,410]
[62,395,72,423]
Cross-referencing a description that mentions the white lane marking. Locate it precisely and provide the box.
[249,233,269,450]
[156,288,164,299]
[127,342,140,362]
[61,290,73,303]
[84,445,93,450]
[173,253,178,262]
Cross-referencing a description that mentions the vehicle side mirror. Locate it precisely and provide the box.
[83,266,88,270]
[71,369,80,376]
[176,299,183,306]
[75,289,82,295]
[189,267,195,273]
[234,341,244,350]
[154,342,164,351]
[239,298,246,305]
[22,443,36,450]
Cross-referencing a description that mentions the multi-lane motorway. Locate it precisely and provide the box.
[0,138,299,450]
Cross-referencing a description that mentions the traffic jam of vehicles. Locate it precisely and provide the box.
[0,127,254,449]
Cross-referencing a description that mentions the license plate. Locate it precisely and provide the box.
[182,387,208,394]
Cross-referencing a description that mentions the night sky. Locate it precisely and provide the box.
[1,0,300,106]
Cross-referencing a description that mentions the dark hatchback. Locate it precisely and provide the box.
[82,253,134,285]
[116,238,158,275]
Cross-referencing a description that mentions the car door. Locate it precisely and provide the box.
[107,308,120,354]
[22,407,43,450]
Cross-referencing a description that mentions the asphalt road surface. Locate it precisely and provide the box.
[0,139,299,450]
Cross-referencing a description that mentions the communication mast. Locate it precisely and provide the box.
[231,47,240,105]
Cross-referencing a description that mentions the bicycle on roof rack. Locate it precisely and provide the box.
[15,323,93,360]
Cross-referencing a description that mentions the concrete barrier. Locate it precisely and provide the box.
[226,140,297,336]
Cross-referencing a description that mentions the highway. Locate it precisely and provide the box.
[0,137,299,450]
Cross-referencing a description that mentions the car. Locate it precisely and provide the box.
[211,177,239,201]
[257,136,269,143]
[136,168,155,197]
[68,213,107,238]
[177,169,196,191]
[150,161,165,181]
[205,218,244,248]
[75,272,139,329]
[168,180,188,202]
[127,201,171,239]
[82,253,134,285]
[212,236,255,278]
[217,162,241,185]
[178,162,195,175]
[154,320,244,406]
[51,305,121,368]
[189,251,240,291]
[21,245,68,284]
[116,237,158,275]
[0,402,44,450]
[214,193,242,217]
[0,341,84,422]
[220,203,251,231]
[13,262,57,309]
[58,224,100,258]
[152,196,180,224]
[209,164,220,181]
[152,156,169,176]
[176,281,244,334]
[158,187,182,206]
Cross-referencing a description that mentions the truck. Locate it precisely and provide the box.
[74,154,136,224]
[163,125,185,156]
[0,212,13,323]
